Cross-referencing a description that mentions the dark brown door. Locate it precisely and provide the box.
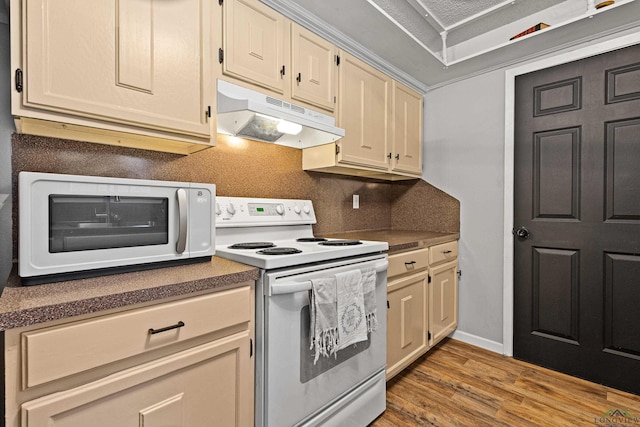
[514,43,640,394]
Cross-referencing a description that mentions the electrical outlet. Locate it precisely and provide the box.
[353,194,359,209]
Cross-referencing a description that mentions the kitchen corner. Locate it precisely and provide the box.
[3,130,460,327]
[3,122,459,427]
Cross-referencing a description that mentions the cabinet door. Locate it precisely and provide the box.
[21,331,253,427]
[391,81,423,175]
[429,260,458,346]
[386,271,428,380]
[223,0,286,94]
[337,52,391,170]
[21,0,213,138]
[291,23,336,112]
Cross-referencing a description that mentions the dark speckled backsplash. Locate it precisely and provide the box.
[11,133,459,260]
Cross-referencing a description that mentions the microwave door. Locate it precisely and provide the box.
[48,195,170,253]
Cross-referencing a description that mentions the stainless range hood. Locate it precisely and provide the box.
[216,80,345,149]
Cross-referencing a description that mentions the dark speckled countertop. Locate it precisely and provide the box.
[322,229,460,253]
[0,257,259,331]
[0,231,456,331]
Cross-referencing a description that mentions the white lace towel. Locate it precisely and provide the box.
[361,267,378,333]
[309,268,379,363]
[309,277,339,364]
[336,269,368,350]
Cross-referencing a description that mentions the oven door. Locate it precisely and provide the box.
[259,254,388,427]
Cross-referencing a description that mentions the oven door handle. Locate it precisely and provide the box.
[270,261,388,295]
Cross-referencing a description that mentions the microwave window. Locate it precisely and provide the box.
[49,195,169,253]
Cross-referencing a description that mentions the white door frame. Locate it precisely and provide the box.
[502,31,640,357]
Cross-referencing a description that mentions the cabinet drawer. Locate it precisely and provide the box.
[22,286,251,389]
[429,241,458,265]
[388,248,429,278]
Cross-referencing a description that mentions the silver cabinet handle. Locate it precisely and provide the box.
[270,261,389,295]
[176,189,187,254]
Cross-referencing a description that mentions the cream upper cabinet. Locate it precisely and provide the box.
[220,1,337,113]
[291,23,337,112]
[391,81,423,175]
[337,52,391,170]
[302,51,423,180]
[222,0,288,94]
[11,0,215,154]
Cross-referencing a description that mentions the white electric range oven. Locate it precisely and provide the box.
[215,197,388,427]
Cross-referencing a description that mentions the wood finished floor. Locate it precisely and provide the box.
[371,338,640,427]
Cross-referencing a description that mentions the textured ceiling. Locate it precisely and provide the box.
[417,0,508,28]
[370,0,569,50]
[264,0,640,88]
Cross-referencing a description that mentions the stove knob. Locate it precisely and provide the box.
[276,204,285,215]
[215,203,221,216]
[293,205,301,214]
[227,203,236,215]
[303,205,311,214]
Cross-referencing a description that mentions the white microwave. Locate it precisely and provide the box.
[19,172,215,285]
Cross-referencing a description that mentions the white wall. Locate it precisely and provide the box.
[424,71,506,348]
[424,26,640,353]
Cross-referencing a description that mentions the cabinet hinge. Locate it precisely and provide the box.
[15,68,23,93]
[205,106,211,118]
[218,48,224,64]
[250,338,253,357]
[335,55,341,66]
[335,144,340,155]
[387,300,390,309]
[428,275,431,283]
[333,96,336,104]
[457,270,462,279]
[428,331,431,340]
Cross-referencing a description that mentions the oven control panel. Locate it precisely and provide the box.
[215,196,316,227]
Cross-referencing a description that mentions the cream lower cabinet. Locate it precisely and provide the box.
[428,241,459,347]
[386,241,458,380]
[11,0,215,154]
[386,248,429,380]
[386,270,428,380]
[428,259,458,346]
[4,285,254,427]
[21,333,251,427]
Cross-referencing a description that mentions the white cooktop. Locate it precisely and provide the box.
[214,197,388,269]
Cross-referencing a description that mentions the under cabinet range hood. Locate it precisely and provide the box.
[216,80,345,149]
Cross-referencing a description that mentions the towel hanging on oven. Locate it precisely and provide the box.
[309,267,378,363]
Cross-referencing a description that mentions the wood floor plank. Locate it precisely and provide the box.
[371,338,640,426]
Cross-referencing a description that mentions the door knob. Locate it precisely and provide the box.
[514,226,530,239]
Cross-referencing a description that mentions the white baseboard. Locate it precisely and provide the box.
[448,330,504,355]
